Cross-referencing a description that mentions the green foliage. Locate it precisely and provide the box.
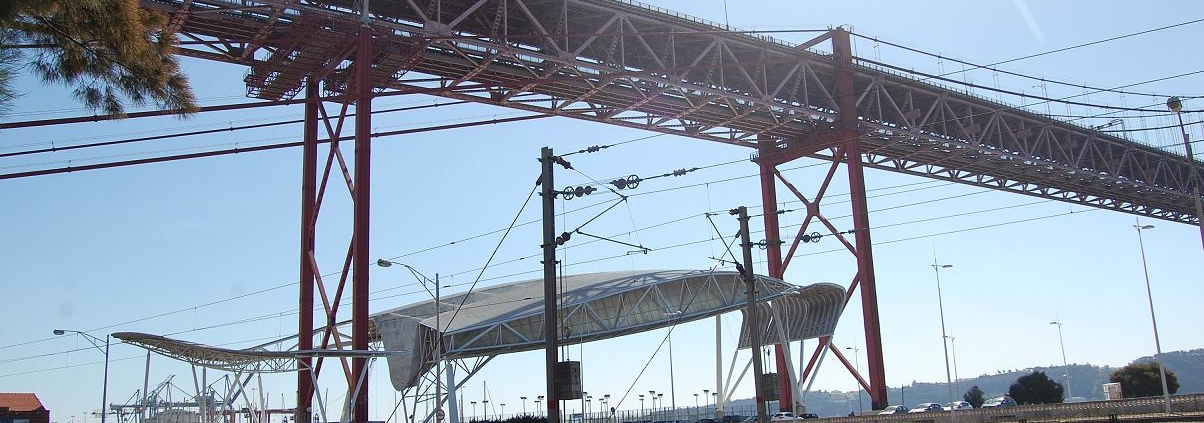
[1110,362,1179,398]
[1008,371,1064,405]
[0,0,196,116]
[0,29,21,113]
[963,385,985,408]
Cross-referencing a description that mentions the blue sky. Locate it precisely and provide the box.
[2,0,1203,422]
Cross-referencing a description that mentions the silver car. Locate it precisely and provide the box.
[982,396,1017,408]
[877,406,908,415]
[909,403,944,413]
[944,401,972,411]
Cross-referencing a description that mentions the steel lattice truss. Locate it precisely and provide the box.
[114,331,302,373]
[141,0,1203,223]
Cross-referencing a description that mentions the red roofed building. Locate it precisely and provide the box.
[0,393,49,423]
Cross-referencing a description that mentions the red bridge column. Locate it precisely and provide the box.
[759,160,797,413]
[297,80,319,423]
[832,28,887,410]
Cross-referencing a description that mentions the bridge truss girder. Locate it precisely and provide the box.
[146,0,1201,222]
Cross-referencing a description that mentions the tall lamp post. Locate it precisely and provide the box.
[844,347,862,412]
[1049,320,1073,399]
[1133,223,1172,413]
[930,260,955,414]
[521,397,528,415]
[1167,96,1204,252]
[378,259,448,420]
[55,329,109,423]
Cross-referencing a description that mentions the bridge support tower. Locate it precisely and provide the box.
[757,28,888,411]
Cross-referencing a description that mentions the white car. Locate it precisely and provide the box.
[769,412,794,421]
[944,401,972,411]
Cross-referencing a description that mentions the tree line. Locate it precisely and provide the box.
[960,362,1180,406]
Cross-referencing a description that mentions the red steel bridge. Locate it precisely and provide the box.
[49,0,1204,421]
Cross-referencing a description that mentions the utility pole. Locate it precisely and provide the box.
[541,147,561,423]
[734,206,768,423]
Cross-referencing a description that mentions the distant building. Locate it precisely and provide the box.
[0,393,50,423]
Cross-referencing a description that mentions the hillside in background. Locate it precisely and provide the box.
[719,348,1203,418]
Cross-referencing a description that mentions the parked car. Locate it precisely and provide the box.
[981,396,1018,408]
[908,403,944,413]
[797,413,819,419]
[769,412,794,421]
[720,416,744,423]
[877,405,909,415]
[696,419,719,423]
[944,401,973,411]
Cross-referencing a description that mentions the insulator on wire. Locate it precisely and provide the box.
[610,175,641,190]
[671,167,698,177]
[800,231,823,243]
[561,185,597,200]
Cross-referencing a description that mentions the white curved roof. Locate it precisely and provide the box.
[373,269,845,390]
[113,269,846,393]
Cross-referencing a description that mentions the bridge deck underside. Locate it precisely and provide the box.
[143,0,1203,223]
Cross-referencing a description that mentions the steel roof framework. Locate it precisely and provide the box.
[368,271,844,391]
[96,0,1204,418]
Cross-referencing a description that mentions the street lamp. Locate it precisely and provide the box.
[1167,96,1204,252]
[482,400,489,420]
[500,404,506,419]
[54,329,109,423]
[471,402,478,420]
[535,397,544,417]
[378,259,448,419]
[930,260,955,415]
[639,395,645,415]
[1133,223,1172,413]
[1049,320,1073,399]
[844,347,862,412]
[520,397,528,415]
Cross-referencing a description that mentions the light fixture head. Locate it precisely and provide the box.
[52,329,66,335]
[1167,96,1183,113]
[1135,224,1155,230]
[376,259,392,267]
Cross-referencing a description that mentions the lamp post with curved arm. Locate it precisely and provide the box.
[55,329,109,423]
[930,261,954,417]
[1133,223,1172,413]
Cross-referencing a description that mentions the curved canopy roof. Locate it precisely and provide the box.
[374,269,845,390]
[115,270,846,392]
